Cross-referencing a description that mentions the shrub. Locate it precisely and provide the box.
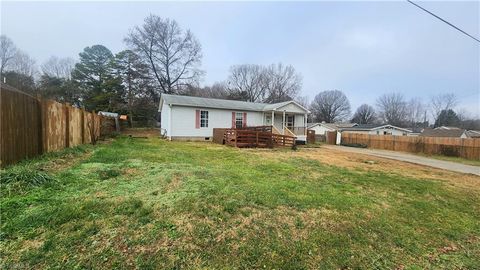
[440,145,460,157]
[341,143,367,148]
[0,166,55,195]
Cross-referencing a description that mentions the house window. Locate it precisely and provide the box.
[200,110,208,128]
[376,131,380,135]
[235,112,243,129]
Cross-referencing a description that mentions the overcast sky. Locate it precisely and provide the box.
[1,1,479,117]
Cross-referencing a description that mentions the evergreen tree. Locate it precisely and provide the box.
[71,45,123,111]
[38,75,81,106]
[2,71,36,95]
[434,109,460,128]
[113,49,155,126]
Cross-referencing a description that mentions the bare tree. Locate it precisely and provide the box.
[41,56,75,79]
[376,93,408,126]
[181,81,230,99]
[227,64,267,102]
[310,90,351,123]
[430,93,457,123]
[264,63,302,103]
[406,97,426,127]
[125,14,203,99]
[11,51,37,78]
[0,35,17,75]
[351,104,376,124]
[295,95,310,109]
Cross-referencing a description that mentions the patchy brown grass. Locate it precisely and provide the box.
[42,150,93,173]
[251,146,480,191]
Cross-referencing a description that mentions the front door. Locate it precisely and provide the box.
[286,115,295,129]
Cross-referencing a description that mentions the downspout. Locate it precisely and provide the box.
[168,104,172,140]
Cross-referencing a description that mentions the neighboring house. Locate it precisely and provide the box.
[406,127,425,136]
[435,126,462,130]
[466,130,480,138]
[159,94,310,141]
[420,127,469,138]
[307,122,357,135]
[340,124,412,136]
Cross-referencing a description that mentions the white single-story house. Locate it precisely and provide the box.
[340,124,412,136]
[159,94,310,141]
[308,122,357,135]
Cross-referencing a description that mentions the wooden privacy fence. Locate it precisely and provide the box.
[341,132,480,160]
[326,131,337,145]
[1,84,112,167]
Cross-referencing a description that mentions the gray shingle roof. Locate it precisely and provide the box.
[420,128,466,138]
[466,130,480,138]
[341,124,412,132]
[160,94,308,112]
[308,122,357,130]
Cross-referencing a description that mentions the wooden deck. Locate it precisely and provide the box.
[219,126,295,148]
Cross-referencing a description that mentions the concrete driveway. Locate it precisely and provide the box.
[322,145,480,176]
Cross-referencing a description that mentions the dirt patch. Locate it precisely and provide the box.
[164,173,183,193]
[122,128,160,138]
[253,147,480,191]
[42,150,93,174]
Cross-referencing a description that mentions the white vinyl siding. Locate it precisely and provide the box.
[168,106,263,137]
[160,104,171,137]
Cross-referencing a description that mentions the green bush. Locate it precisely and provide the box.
[341,143,368,148]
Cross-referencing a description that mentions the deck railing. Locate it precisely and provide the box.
[223,127,295,148]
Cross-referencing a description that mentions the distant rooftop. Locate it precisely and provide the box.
[307,122,357,129]
[341,124,412,132]
[420,128,466,138]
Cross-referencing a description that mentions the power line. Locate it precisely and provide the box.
[407,0,480,43]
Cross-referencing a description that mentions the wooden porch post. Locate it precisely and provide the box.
[271,111,274,128]
[304,113,308,136]
[282,110,286,135]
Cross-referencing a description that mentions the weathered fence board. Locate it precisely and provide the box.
[341,132,480,160]
[1,84,108,167]
[326,131,337,145]
[1,85,42,166]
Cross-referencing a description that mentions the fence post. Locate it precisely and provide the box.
[80,109,85,144]
[256,131,259,147]
[234,130,237,148]
[37,97,44,155]
[64,103,70,148]
[91,110,96,143]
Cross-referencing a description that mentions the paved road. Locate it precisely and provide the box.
[322,145,480,176]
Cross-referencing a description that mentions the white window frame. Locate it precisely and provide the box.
[235,112,243,129]
[200,110,208,128]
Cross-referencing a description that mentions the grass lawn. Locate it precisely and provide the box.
[1,137,479,269]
